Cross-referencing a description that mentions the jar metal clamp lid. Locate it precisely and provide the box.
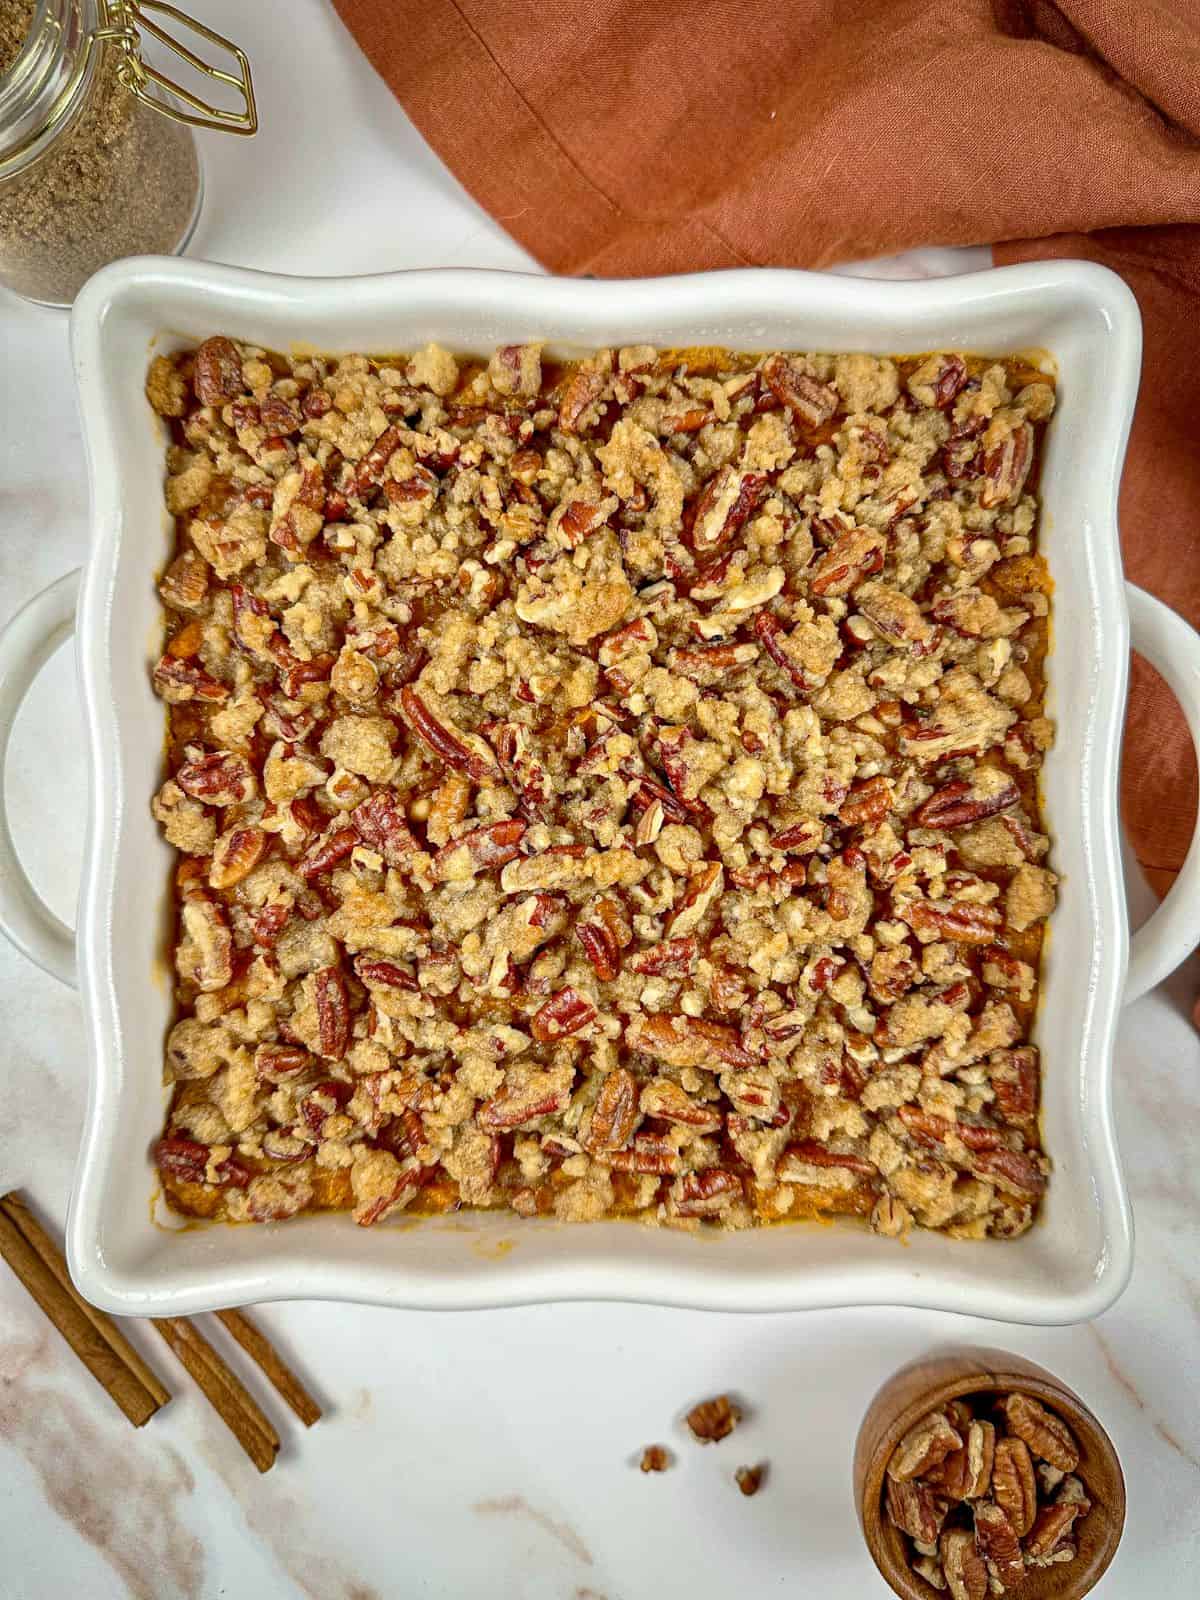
[93,0,256,134]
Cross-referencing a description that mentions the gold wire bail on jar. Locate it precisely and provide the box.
[92,0,256,133]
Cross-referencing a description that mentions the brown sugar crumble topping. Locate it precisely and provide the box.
[146,335,1057,1235]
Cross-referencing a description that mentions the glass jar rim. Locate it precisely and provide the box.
[0,0,98,180]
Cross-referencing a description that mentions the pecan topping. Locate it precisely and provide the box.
[761,356,837,425]
[150,338,1055,1236]
[914,777,1019,830]
[152,655,228,705]
[155,1135,250,1189]
[176,751,256,806]
[583,1067,641,1153]
[313,966,351,1059]
[671,1168,744,1217]
[210,825,266,890]
[530,987,597,1043]
[432,820,526,882]
[398,687,499,783]
[300,827,357,880]
[194,336,243,406]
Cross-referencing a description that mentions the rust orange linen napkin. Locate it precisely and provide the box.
[334,0,1200,897]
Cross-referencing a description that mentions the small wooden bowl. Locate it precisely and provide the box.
[853,1348,1125,1600]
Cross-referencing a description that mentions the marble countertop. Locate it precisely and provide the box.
[1,3,1197,1595]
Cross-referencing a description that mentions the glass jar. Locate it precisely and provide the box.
[0,0,255,306]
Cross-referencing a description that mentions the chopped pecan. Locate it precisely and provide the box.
[972,1501,1023,1588]
[313,966,351,1059]
[990,1046,1040,1126]
[353,956,418,991]
[685,1394,740,1442]
[927,1419,995,1501]
[838,776,893,828]
[690,466,768,553]
[991,1436,1037,1536]
[1025,1501,1082,1560]
[300,1078,354,1135]
[1000,1394,1078,1472]
[914,777,1019,829]
[808,526,885,597]
[176,751,256,806]
[667,861,723,937]
[351,790,423,869]
[209,825,266,889]
[158,550,210,612]
[980,420,1033,508]
[626,937,697,976]
[768,818,824,855]
[903,900,1003,945]
[939,1528,987,1600]
[176,898,233,992]
[885,1477,946,1544]
[761,357,837,426]
[670,1168,744,1217]
[968,1145,1047,1201]
[583,1067,641,1153]
[479,1072,573,1131]
[628,1013,756,1071]
[575,910,623,981]
[734,1464,764,1497]
[300,827,358,880]
[888,1410,963,1481]
[154,1135,251,1189]
[194,336,243,406]
[352,424,402,498]
[779,1140,876,1182]
[432,819,526,881]
[752,610,812,691]
[152,655,228,705]
[639,1079,721,1131]
[609,1132,681,1175]
[640,1445,671,1473]
[254,1042,311,1083]
[557,367,607,433]
[530,986,597,1043]
[398,687,499,783]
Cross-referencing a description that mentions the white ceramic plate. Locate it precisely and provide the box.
[4,258,1200,1320]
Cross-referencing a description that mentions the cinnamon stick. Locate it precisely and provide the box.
[151,1315,280,1473]
[0,1191,169,1427]
[215,1308,322,1427]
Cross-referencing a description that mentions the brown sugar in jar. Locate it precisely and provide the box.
[0,0,253,306]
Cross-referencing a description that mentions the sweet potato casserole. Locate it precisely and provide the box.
[146,336,1057,1237]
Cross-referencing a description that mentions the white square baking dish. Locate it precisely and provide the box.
[5,258,1200,1320]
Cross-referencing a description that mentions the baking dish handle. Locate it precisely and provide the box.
[0,571,79,988]
[1124,583,1200,1004]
